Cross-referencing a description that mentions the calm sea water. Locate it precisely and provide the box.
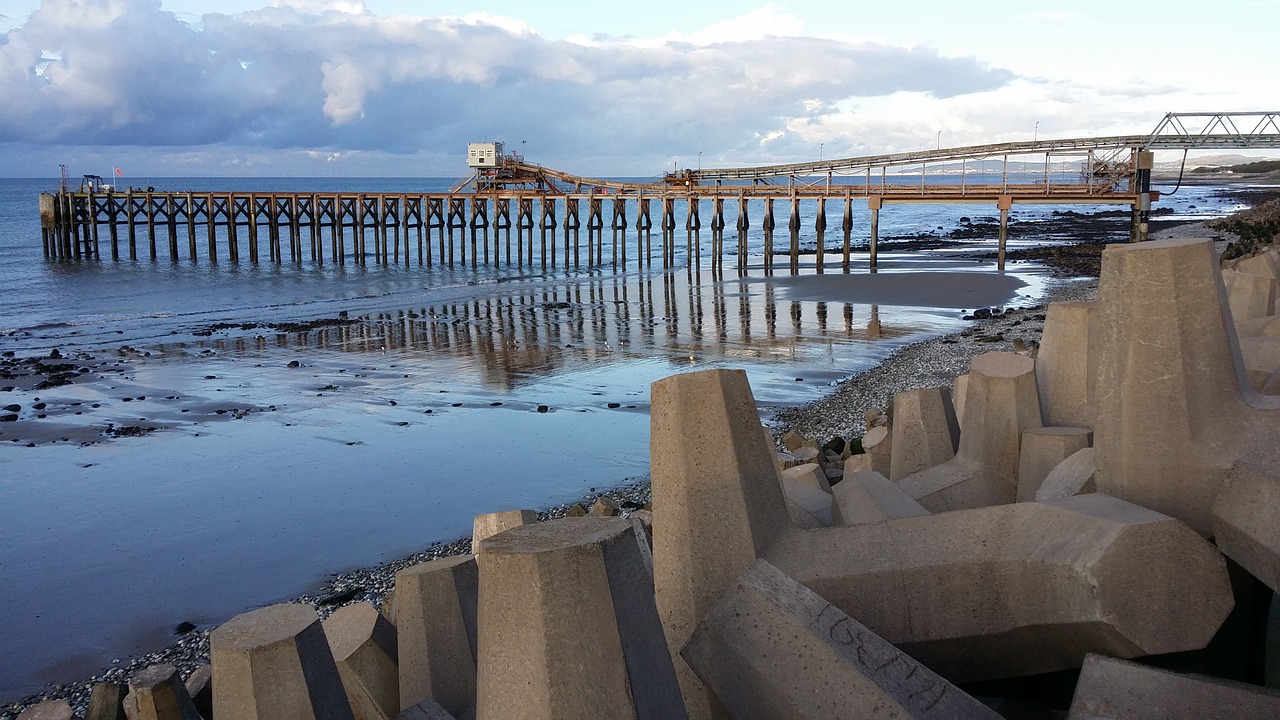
[0,174,1245,703]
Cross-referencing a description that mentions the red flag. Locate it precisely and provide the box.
[114,167,123,177]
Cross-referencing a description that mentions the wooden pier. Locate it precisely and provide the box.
[38,182,1141,274]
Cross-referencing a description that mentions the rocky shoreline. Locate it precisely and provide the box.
[0,219,1233,719]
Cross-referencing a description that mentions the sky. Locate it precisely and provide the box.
[1,0,1278,178]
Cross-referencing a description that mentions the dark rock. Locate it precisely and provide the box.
[174,621,197,635]
[49,348,62,359]
[318,586,364,606]
[607,402,621,409]
[536,405,549,413]
[973,308,993,319]
[287,360,301,368]
[3,404,18,412]
[0,414,16,422]
[565,503,589,517]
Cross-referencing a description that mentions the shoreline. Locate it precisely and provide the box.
[0,219,1231,718]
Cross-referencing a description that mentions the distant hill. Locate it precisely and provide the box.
[1190,159,1280,175]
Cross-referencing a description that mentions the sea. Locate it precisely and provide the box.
[0,174,1249,704]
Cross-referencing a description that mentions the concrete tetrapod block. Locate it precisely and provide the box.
[124,664,202,720]
[182,666,211,720]
[863,424,892,457]
[1067,653,1280,720]
[779,473,834,528]
[1239,335,1280,394]
[832,471,929,526]
[844,451,891,477]
[323,602,400,720]
[650,369,793,719]
[211,603,354,720]
[1016,426,1092,502]
[395,700,456,719]
[1092,237,1280,535]
[16,701,74,720]
[766,493,1234,682]
[471,510,537,550]
[781,462,831,494]
[1235,250,1280,280]
[1213,462,1280,595]
[682,559,1000,720]
[889,386,959,481]
[394,556,477,719]
[1236,314,1280,339]
[86,682,128,720]
[897,352,1043,512]
[1035,301,1096,429]
[952,374,969,432]
[1034,448,1097,501]
[1224,267,1278,322]
[475,517,687,720]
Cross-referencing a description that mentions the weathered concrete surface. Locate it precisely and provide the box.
[1213,462,1280,595]
[780,470,834,528]
[324,602,400,720]
[1067,653,1280,719]
[650,369,1233,700]
[1016,427,1092,502]
[16,701,74,720]
[394,556,477,718]
[1224,267,1278,322]
[395,699,457,719]
[844,451,891,478]
[86,682,128,720]
[1239,336,1280,394]
[681,559,1000,720]
[182,666,211,720]
[953,374,969,432]
[1235,251,1280,280]
[832,471,929,526]
[471,510,537,550]
[124,664,202,720]
[1035,300,1097,429]
[210,603,354,720]
[889,386,959,481]
[1236,314,1280,339]
[476,517,686,720]
[897,352,1043,511]
[1035,448,1097,502]
[1092,237,1280,536]
[650,370,792,719]
[781,462,831,494]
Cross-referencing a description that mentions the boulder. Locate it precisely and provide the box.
[17,701,75,720]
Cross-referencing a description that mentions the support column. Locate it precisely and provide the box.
[998,194,1012,271]
[868,196,881,271]
[1133,150,1154,243]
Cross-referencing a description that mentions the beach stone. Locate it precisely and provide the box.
[629,508,654,540]
[649,369,1233,697]
[773,450,799,470]
[888,386,959,481]
[394,555,477,718]
[952,374,969,431]
[1067,653,1280,719]
[1224,267,1278,322]
[781,462,830,494]
[1035,300,1096,429]
[865,407,890,428]
[323,602,399,720]
[86,682,128,720]
[1092,237,1280,535]
[394,699,456,719]
[211,603,353,720]
[1238,336,1280,394]
[1035,447,1097,501]
[17,700,74,720]
[471,509,537,550]
[125,664,202,720]
[862,424,891,456]
[831,470,929,526]
[1016,426,1092,502]
[476,517,686,720]
[650,369,793,718]
[182,666,211,720]
[898,352,1043,511]
[843,451,891,477]
[589,497,621,516]
[681,558,1000,720]
[564,503,588,517]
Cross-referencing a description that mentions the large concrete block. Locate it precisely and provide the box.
[1235,251,1280,280]
[889,386,959,481]
[781,462,830,493]
[1239,335,1280,394]
[395,700,456,719]
[681,559,1000,720]
[1213,462,1280,595]
[863,424,892,457]
[86,682,128,720]
[650,370,1233,693]
[1224,267,1278,321]
[394,556,477,718]
[844,451,890,477]
[1034,447,1096,501]
[476,517,686,720]
[1067,653,1280,719]
[832,470,929,526]
[897,352,1043,511]
[182,666,211,720]
[1016,426,1092,502]
[1236,314,1280,339]
[17,701,74,720]
[779,473,834,528]
[1035,301,1097,429]
[211,603,354,720]
[650,369,792,718]
[952,374,969,432]
[324,602,400,720]
[1092,237,1280,535]
[471,510,537,550]
[124,664,202,720]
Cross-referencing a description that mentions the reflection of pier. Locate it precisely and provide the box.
[39,112,1280,272]
[180,272,908,391]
